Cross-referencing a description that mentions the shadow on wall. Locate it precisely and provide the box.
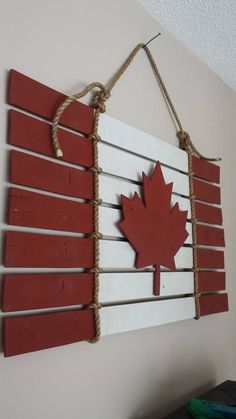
[131,358,216,419]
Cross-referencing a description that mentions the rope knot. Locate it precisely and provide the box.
[91,232,103,240]
[89,302,102,310]
[89,134,101,143]
[177,131,191,152]
[92,89,111,113]
[89,267,103,274]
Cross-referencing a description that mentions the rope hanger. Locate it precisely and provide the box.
[52,35,221,341]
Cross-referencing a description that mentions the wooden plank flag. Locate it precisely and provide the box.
[2,70,228,356]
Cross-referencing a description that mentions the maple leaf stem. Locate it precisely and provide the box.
[154,265,161,296]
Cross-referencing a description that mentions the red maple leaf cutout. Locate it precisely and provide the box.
[119,161,189,295]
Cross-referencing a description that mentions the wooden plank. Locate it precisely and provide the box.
[4,297,195,356]
[101,297,195,336]
[197,249,224,269]
[4,231,192,269]
[4,231,94,268]
[100,240,193,269]
[4,310,95,357]
[8,69,94,135]
[2,273,94,312]
[8,110,93,167]
[198,272,226,292]
[8,188,93,234]
[200,293,228,316]
[10,151,93,199]
[98,113,188,173]
[2,271,194,312]
[2,270,226,312]
[99,142,189,197]
[99,174,191,215]
[99,271,194,302]
[192,156,220,184]
[193,178,221,204]
[195,201,223,225]
[196,224,225,247]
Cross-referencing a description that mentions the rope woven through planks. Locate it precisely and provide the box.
[52,40,221,329]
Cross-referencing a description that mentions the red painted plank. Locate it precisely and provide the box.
[2,273,93,312]
[192,156,220,184]
[193,178,221,204]
[8,110,93,168]
[5,231,94,268]
[8,188,93,234]
[198,272,226,292]
[196,224,225,247]
[200,293,228,316]
[8,69,94,135]
[197,249,224,269]
[10,151,93,199]
[195,201,223,225]
[4,309,95,356]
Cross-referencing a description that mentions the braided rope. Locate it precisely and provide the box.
[188,153,201,319]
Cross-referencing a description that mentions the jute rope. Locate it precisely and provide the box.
[52,41,221,328]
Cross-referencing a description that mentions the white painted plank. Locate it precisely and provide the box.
[99,206,192,243]
[99,174,191,216]
[99,271,194,302]
[100,240,193,269]
[98,113,188,173]
[101,297,195,335]
[99,142,189,197]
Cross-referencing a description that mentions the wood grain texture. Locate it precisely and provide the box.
[198,272,226,292]
[8,110,93,167]
[192,156,220,184]
[195,201,223,225]
[200,293,228,316]
[4,231,94,268]
[10,151,93,199]
[8,69,94,135]
[2,273,93,312]
[193,178,221,204]
[197,249,225,269]
[8,188,93,233]
[4,309,95,357]
[196,224,225,247]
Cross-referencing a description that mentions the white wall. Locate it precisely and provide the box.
[0,1,235,418]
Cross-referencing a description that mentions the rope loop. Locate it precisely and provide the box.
[51,82,107,158]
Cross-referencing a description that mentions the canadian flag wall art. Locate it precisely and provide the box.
[1,69,228,357]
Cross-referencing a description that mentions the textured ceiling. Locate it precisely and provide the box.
[137,0,236,91]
